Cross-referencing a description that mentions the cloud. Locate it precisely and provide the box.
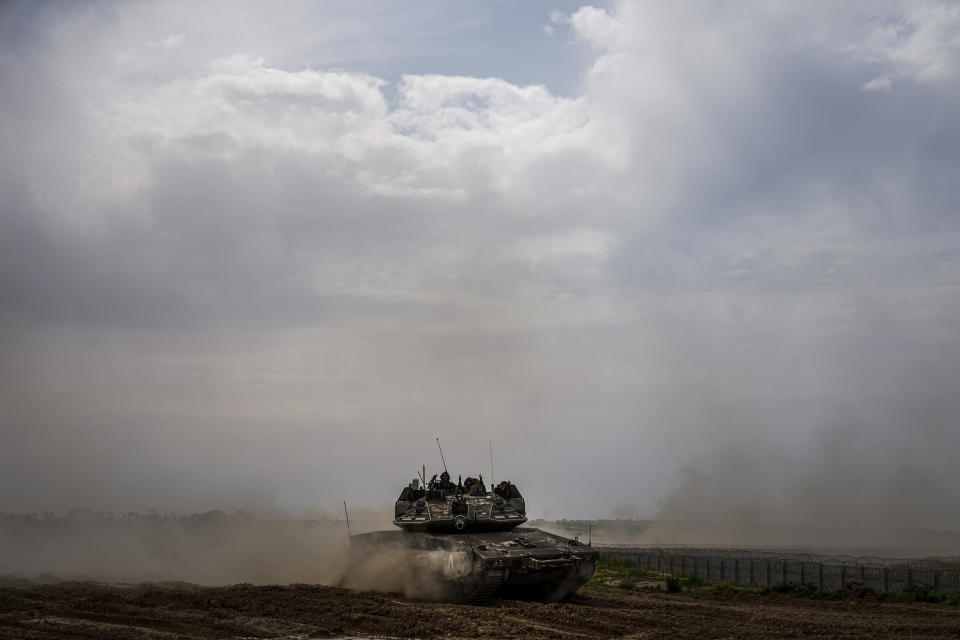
[1,1,959,534]
[862,75,893,91]
[844,1,960,88]
[568,6,621,52]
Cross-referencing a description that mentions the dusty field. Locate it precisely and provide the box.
[2,582,960,639]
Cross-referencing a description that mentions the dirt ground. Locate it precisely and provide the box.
[2,582,960,639]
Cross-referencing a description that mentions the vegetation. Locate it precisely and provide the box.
[877,585,960,605]
[587,557,704,592]
[586,557,662,591]
[587,558,960,605]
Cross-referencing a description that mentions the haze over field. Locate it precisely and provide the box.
[2,0,960,545]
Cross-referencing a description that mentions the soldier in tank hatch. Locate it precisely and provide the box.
[439,471,456,492]
[494,480,520,499]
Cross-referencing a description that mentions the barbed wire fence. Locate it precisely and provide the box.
[595,546,960,592]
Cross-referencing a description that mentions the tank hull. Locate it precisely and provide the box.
[349,527,597,604]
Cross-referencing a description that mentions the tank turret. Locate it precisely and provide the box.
[393,473,527,532]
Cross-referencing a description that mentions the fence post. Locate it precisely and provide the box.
[734,558,740,584]
[858,565,864,583]
[818,563,823,590]
[800,563,805,585]
[882,567,888,592]
[906,567,912,590]
[839,563,845,590]
[766,560,771,587]
[781,560,786,585]
[720,558,724,581]
[749,558,755,585]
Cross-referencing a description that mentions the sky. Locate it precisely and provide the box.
[1,1,959,528]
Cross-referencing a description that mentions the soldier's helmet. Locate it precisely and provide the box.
[441,471,450,479]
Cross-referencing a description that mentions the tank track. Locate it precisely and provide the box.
[466,566,506,604]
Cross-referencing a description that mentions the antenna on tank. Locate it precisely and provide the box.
[343,501,352,538]
[489,440,494,486]
[436,437,448,473]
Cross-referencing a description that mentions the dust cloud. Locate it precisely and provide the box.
[642,417,960,556]
[0,507,380,586]
[0,506,483,600]
[342,541,473,600]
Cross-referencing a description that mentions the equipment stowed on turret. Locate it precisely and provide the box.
[348,443,598,604]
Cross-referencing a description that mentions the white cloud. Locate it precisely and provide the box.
[862,75,893,91]
[843,2,960,87]
[568,5,621,52]
[93,56,612,205]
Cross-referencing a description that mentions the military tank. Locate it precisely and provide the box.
[349,470,597,604]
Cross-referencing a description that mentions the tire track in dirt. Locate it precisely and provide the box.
[3,582,960,639]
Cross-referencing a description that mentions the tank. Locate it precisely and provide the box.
[348,472,597,604]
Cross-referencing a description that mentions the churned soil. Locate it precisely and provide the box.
[2,582,960,639]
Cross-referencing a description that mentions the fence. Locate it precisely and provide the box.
[596,546,960,593]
